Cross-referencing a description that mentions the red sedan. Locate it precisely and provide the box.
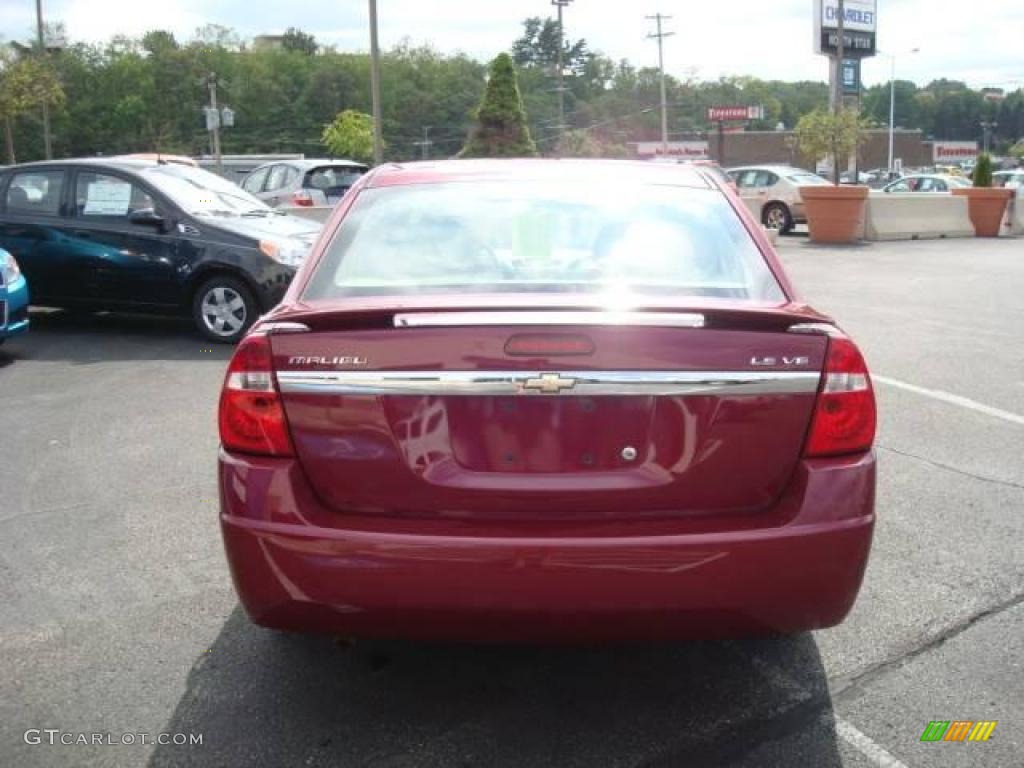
[218,159,876,642]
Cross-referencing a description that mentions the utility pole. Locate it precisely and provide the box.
[646,13,674,155]
[206,73,223,174]
[368,0,384,165]
[35,0,52,159]
[552,0,574,144]
[413,126,433,160]
[832,0,845,184]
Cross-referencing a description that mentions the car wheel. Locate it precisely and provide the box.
[192,276,257,344]
[762,203,793,234]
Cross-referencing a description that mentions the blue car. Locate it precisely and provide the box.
[0,247,29,343]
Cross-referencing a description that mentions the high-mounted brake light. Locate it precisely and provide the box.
[803,336,876,457]
[219,334,294,456]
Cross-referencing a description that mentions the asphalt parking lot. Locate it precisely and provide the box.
[1,236,1022,768]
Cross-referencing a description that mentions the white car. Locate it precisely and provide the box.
[882,174,972,193]
[993,169,1024,189]
[726,165,831,233]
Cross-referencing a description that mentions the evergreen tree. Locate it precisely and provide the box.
[460,53,537,158]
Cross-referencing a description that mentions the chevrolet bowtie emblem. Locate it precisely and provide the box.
[521,373,577,394]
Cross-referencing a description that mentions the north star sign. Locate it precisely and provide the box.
[814,0,878,57]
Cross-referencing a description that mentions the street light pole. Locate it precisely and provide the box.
[886,48,919,175]
[888,54,896,174]
[368,0,384,165]
[35,0,52,159]
[646,13,674,155]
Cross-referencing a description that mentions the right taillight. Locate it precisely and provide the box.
[218,334,294,457]
[803,336,876,457]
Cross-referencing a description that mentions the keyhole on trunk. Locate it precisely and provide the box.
[621,446,638,462]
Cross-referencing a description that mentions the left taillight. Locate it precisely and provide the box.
[292,190,314,207]
[218,334,294,457]
[803,336,877,458]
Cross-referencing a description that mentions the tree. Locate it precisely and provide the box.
[972,152,993,187]
[281,28,317,56]
[0,52,65,163]
[322,109,375,163]
[461,53,537,158]
[512,17,588,73]
[793,109,868,184]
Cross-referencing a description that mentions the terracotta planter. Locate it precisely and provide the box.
[799,185,869,244]
[951,188,1013,237]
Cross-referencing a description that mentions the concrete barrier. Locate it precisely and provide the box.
[286,206,334,224]
[863,193,974,241]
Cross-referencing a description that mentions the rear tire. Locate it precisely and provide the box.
[762,202,793,234]
[192,276,257,344]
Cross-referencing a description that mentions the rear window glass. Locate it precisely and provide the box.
[304,181,784,302]
[305,166,367,193]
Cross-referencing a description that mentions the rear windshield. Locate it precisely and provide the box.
[304,181,784,302]
[304,165,367,194]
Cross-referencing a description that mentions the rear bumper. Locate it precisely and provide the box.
[219,451,875,642]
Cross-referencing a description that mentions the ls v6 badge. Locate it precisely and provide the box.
[751,355,810,367]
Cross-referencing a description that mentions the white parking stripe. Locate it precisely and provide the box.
[873,375,1024,427]
[835,718,911,768]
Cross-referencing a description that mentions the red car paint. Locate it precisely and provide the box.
[218,159,876,642]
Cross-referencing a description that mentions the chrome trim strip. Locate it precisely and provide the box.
[256,321,311,334]
[393,311,706,329]
[787,322,840,336]
[276,369,820,397]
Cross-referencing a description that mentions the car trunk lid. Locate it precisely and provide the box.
[270,309,826,520]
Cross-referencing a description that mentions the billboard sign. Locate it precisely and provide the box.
[933,141,978,163]
[635,141,709,160]
[707,105,764,122]
[814,0,877,57]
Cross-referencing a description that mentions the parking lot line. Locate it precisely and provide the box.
[873,375,1024,428]
[835,717,911,768]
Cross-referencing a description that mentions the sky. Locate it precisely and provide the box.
[1,0,1022,90]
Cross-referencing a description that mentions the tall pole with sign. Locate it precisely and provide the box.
[646,14,674,155]
[207,73,223,174]
[832,0,844,184]
[368,0,384,165]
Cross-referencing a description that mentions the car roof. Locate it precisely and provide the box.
[726,165,810,173]
[1,157,162,173]
[365,159,712,189]
[248,158,368,173]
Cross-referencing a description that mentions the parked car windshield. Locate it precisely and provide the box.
[305,181,784,302]
[139,164,275,217]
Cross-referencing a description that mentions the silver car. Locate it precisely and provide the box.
[881,174,972,193]
[240,159,369,209]
[726,165,831,233]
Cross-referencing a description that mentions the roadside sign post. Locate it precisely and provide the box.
[706,106,764,166]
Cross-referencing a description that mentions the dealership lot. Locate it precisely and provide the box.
[1,237,1022,767]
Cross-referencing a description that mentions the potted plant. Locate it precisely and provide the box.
[792,109,870,244]
[952,152,1013,237]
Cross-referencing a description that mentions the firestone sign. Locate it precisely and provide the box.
[814,0,878,57]
[933,141,978,163]
[635,141,709,160]
[707,105,765,122]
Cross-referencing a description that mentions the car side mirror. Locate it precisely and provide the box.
[128,208,166,230]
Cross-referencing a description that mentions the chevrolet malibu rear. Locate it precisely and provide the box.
[217,160,876,643]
